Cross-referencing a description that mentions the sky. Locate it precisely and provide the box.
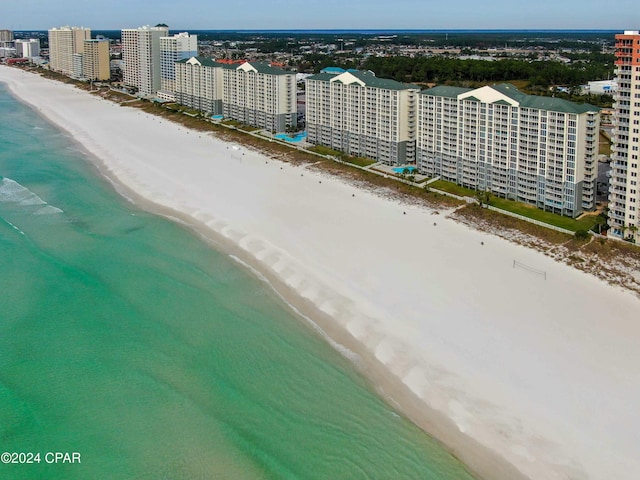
[1,0,639,31]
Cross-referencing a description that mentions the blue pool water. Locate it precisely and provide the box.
[393,166,417,174]
[274,132,307,143]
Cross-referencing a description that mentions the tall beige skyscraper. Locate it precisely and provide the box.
[83,39,110,81]
[0,30,13,42]
[608,30,640,242]
[48,27,91,76]
[121,24,169,96]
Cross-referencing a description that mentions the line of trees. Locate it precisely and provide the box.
[361,56,614,89]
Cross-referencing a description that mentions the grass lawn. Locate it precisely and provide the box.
[309,145,343,157]
[430,180,604,232]
[429,180,476,197]
[343,156,377,167]
[489,197,603,232]
[308,146,376,167]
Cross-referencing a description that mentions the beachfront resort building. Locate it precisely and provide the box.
[122,24,169,96]
[82,39,110,81]
[0,30,13,42]
[15,39,40,59]
[48,26,91,77]
[305,68,420,165]
[158,32,197,101]
[175,56,224,115]
[608,30,640,242]
[417,84,600,217]
[221,62,297,132]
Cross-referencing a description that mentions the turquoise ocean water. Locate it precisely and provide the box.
[0,83,476,480]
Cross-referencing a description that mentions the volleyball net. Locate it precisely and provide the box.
[513,260,547,280]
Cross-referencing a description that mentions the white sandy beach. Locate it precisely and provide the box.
[2,65,639,480]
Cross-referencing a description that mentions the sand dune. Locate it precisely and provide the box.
[2,66,639,480]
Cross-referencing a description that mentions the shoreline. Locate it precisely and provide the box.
[3,66,640,480]
[56,119,522,480]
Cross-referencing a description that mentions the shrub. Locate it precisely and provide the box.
[574,229,590,241]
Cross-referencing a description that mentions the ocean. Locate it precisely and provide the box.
[0,82,476,480]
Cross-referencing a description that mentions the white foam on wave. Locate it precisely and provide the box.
[0,177,45,205]
[34,205,64,215]
[3,218,26,236]
[0,177,63,214]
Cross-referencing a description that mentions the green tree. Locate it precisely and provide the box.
[475,190,491,207]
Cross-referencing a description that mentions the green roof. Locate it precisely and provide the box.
[307,72,338,82]
[306,69,418,91]
[346,70,418,90]
[220,61,292,75]
[422,83,599,114]
[421,85,472,98]
[490,83,600,114]
[176,56,225,68]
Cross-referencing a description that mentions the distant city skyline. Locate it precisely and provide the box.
[2,0,638,31]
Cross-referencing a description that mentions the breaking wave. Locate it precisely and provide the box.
[0,177,63,214]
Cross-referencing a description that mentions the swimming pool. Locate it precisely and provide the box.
[274,132,307,143]
[392,166,417,174]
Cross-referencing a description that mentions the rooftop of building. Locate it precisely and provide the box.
[420,85,472,98]
[422,83,600,114]
[176,57,292,75]
[122,25,169,32]
[307,68,418,91]
[48,26,90,31]
[220,61,292,75]
[176,56,226,67]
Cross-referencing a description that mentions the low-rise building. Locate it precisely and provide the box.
[586,79,617,95]
[305,68,419,165]
[0,47,16,58]
[417,84,600,217]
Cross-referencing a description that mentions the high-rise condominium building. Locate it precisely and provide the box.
[121,24,169,96]
[608,30,640,241]
[222,62,297,132]
[0,30,13,42]
[175,56,224,115]
[417,84,599,217]
[48,27,91,76]
[15,39,40,58]
[83,39,110,81]
[158,32,197,100]
[306,68,419,165]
